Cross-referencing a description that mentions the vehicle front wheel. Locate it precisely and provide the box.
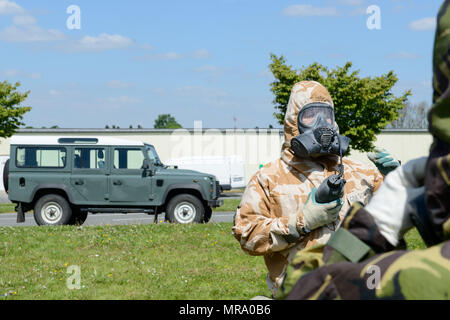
[166,194,204,224]
[33,194,72,226]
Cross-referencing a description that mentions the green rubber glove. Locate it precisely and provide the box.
[367,147,400,176]
[301,188,343,232]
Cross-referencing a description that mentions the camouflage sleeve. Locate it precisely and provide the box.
[277,203,450,300]
[232,173,305,256]
[276,202,395,298]
[281,240,450,300]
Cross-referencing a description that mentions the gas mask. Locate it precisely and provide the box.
[290,102,350,158]
[290,102,351,203]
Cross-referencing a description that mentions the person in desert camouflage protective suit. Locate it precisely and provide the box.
[275,0,450,300]
[232,80,399,296]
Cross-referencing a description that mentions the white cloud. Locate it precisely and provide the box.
[193,65,221,73]
[0,0,24,15]
[386,52,421,60]
[283,5,338,17]
[349,6,367,16]
[108,96,141,104]
[69,33,134,52]
[336,0,364,6]
[135,49,210,62]
[157,52,182,60]
[106,80,133,89]
[0,2,139,52]
[140,43,154,50]
[257,69,272,78]
[0,5,65,43]
[2,69,41,79]
[12,14,36,26]
[134,52,182,61]
[151,88,165,95]
[409,17,436,31]
[191,49,211,59]
[28,72,41,79]
[3,69,18,77]
[152,86,228,98]
[49,89,62,96]
[192,65,227,81]
[1,24,65,42]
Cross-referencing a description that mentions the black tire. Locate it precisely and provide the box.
[68,207,88,226]
[3,159,9,193]
[203,206,212,223]
[166,194,205,224]
[33,194,72,226]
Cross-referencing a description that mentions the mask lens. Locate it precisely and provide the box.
[300,106,333,126]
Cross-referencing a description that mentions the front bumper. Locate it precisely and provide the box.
[208,198,224,208]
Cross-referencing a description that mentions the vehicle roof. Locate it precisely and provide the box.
[10,135,145,146]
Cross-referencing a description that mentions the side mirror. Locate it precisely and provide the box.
[142,159,150,170]
[142,159,155,176]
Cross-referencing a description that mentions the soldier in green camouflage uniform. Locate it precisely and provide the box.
[276,0,450,300]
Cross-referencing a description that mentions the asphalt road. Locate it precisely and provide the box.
[0,211,236,227]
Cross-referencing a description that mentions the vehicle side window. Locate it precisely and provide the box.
[114,148,144,169]
[74,148,106,169]
[16,147,66,168]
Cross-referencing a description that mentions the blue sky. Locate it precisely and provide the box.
[0,0,442,129]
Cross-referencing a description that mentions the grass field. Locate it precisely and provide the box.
[0,222,270,300]
[0,221,426,300]
[404,227,427,250]
[0,204,15,213]
[213,198,241,212]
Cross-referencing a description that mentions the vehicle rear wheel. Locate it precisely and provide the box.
[33,194,72,226]
[68,207,88,226]
[3,159,9,193]
[166,194,204,224]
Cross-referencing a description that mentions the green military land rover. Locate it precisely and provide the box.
[4,136,223,226]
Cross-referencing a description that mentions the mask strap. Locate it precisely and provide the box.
[337,134,344,178]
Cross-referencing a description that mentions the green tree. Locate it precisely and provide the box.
[154,114,182,129]
[269,54,411,152]
[0,81,31,137]
[37,125,59,129]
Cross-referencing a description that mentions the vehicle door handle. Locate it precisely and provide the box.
[74,180,84,185]
[113,180,122,186]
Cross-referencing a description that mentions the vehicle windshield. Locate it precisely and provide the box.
[145,144,163,166]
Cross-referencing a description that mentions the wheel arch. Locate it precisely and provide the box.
[162,184,207,205]
[31,184,74,206]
